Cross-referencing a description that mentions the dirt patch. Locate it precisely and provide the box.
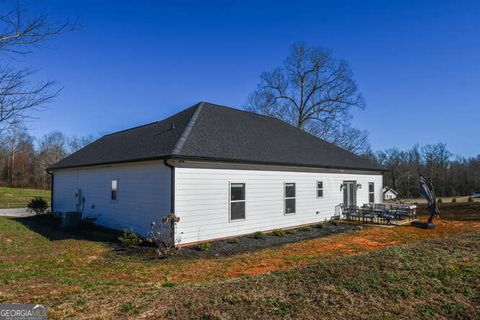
[132,233,480,320]
[207,218,480,281]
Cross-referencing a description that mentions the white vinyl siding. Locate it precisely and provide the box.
[174,161,383,245]
[53,160,171,236]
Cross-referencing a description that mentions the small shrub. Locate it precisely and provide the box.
[120,303,136,313]
[148,214,180,257]
[253,231,267,239]
[227,237,240,244]
[300,226,312,231]
[285,229,296,234]
[118,229,142,247]
[437,198,443,204]
[272,229,285,237]
[162,281,177,288]
[468,196,474,202]
[197,242,211,251]
[74,298,86,307]
[27,197,49,214]
[451,197,457,203]
[315,223,324,229]
[414,288,425,297]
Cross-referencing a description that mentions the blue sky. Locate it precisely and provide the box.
[23,0,480,157]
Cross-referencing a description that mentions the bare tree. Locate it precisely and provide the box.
[68,134,94,153]
[0,0,77,128]
[325,125,371,155]
[376,148,404,191]
[245,43,368,153]
[0,119,31,186]
[37,131,67,189]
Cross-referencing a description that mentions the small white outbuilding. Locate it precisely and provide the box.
[49,102,384,246]
[383,186,399,200]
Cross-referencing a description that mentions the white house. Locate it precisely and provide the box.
[383,186,399,200]
[49,102,384,246]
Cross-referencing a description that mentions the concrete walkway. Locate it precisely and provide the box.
[0,208,35,217]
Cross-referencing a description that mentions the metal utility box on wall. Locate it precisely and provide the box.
[75,188,83,211]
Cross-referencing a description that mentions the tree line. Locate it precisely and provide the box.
[371,143,480,198]
[0,121,93,189]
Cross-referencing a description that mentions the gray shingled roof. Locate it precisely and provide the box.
[49,102,383,171]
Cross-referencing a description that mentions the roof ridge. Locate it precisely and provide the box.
[200,103,366,160]
[171,102,205,155]
[200,101,281,121]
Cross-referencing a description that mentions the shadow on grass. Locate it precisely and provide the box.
[12,214,121,243]
[11,214,160,260]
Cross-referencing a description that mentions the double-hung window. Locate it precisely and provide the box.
[368,182,375,203]
[285,183,296,214]
[230,183,246,221]
[316,181,323,198]
[111,179,118,200]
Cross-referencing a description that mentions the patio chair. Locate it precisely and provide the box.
[395,206,412,220]
[378,210,395,224]
[345,205,361,221]
[362,212,377,224]
[373,203,386,212]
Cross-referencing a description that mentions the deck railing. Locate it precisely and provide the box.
[339,203,416,225]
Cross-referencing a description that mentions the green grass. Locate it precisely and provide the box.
[147,233,480,319]
[0,187,50,208]
[0,214,479,319]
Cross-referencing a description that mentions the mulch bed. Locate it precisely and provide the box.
[111,222,360,260]
[174,222,359,259]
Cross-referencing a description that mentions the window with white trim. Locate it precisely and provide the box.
[111,179,118,200]
[285,183,296,214]
[369,182,375,203]
[230,183,246,221]
[316,181,323,198]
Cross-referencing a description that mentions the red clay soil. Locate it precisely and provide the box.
[136,218,480,284]
[221,219,480,278]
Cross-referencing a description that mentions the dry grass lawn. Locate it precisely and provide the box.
[0,186,50,208]
[0,202,479,319]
